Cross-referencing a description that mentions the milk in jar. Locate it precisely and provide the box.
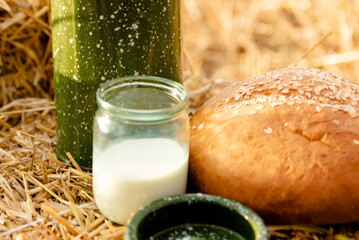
[93,138,188,224]
[92,76,190,225]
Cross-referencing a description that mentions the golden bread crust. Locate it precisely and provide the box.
[189,67,359,224]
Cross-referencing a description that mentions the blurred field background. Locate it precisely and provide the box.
[1,0,359,239]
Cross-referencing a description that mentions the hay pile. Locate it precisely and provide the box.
[0,0,53,107]
[1,0,359,239]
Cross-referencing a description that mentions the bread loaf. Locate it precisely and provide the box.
[189,67,359,224]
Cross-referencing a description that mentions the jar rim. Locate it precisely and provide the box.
[96,76,188,120]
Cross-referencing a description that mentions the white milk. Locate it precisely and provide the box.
[93,138,188,225]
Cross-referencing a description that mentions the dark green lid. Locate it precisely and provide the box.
[124,193,269,240]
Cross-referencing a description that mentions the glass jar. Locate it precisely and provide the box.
[93,76,189,225]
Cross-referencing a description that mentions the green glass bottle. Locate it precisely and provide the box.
[51,0,182,168]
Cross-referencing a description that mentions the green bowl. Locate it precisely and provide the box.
[124,193,269,240]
